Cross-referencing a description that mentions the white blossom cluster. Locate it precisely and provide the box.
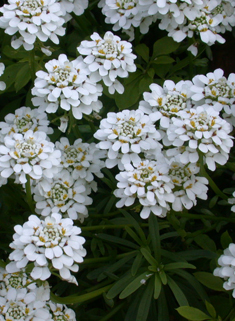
[98,0,235,55]
[6,213,86,285]
[94,109,162,170]
[58,0,88,19]
[191,69,235,125]
[0,106,53,141]
[0,267,76,320]
[214,243,235,298]
[0,0,66,51]
[77,31,137,94]
[32,54,103,120]
[0,129,61,185]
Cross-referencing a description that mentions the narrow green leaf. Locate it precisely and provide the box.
[131,252,143,276]
[136,280,154,321]
[96,233,139,249]
[221,231,233,249]
[50,285,112,304]
[154,273,162,299]
[164,262,196,271]
[135,43,149,62]
[159,270,167,285]
[141,248,158,267]
[120,209,147,244]
[106,272,134,299]
[173,269,208,302]
[119,271,151,299]
[158,287,169,321]
[14,63,31,92]
[152,36,180,58]
[149,213,161,262]
[167,276,188,306]
[194,272,225,291]
[125,226,143,246]
[168,57,190,75]
[205,301,216,318]
[176,250,217,261]
[194,235,216,252]
[209,195,218,208]
[176,306,210,320]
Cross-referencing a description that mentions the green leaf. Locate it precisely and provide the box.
[0,63,24,90]
[140,248,158,266]
[14,63,31,92]
[168,57,190,76]
[194,272,225,292]
[152,56,175,64]
[176,306,210,320]
[209,195,218,208]
[194,235,216,252]
[106,272,135,299]
[176,250,217,261]
[136,280,154,321]
[120,209,147,244]
[96,233,139,249]
[2,45,28,59]
[149,213,161,262]
[158,287,169,321]
[154,273,162,299]
[167,276,188,306]
[164,262,196,271]
[135,43,149,62]
[152,37,180,58]
[115,75,142,109]
[125,226,143,246]
[119,271,151,299]
[159,270,167,285]
[138,75,153,94]
[205,301,216,319]
[221,231,233,249]
[131,251,143,276]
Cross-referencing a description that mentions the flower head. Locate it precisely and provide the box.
[6,213,87,285]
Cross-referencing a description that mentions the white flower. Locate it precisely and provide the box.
[214,243,235,298]
[32,54,103,120]
[228,191,235,212]
[191,69,235,126]
[165,105,233,171]
[0,0,65,51]
[6,213,87,285]
[59,0,88,17]
[0,130,61,184]
[48,302,76,321]
[33,169,92,221]
[94,109,162,170]
[98,0,156,36]
[56,137,105,189]
[114,159,175,219]
[168,156,208,211]
[139,80,193,129]
[0,107,53,141]
[77,31,136,94]
[0,63,6,91]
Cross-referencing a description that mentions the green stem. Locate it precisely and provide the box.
[82,250,137,264]
[174,212,235,222]
[50,284,113,305]
[81,223,149,231]
[199,153,227,200]
[25,175,35,213]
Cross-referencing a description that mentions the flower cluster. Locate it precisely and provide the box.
[33,169,92,221]
[0,0,66,50]
[32,54,103,120]
[0,267,76,320]
[94,109,162,170]
[0,130,61,184]
[191,69,235,125]
[0,106,53,141]
[77,31,137,94]
[6,213,86,284]
[214,243,235,298]
[114,159,175,219]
